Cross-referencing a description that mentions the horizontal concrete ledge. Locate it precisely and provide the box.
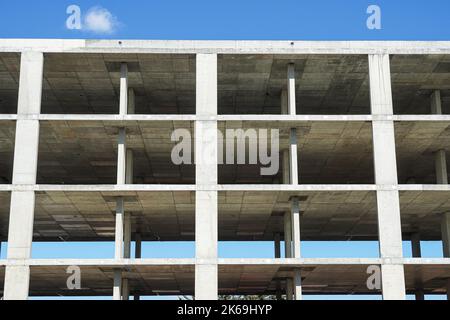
[1,258,449,267]
[1,184,450,192]
[3,114,450,122]
[1,39,450,54]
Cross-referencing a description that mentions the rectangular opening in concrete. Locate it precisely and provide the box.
[0,53,20,114]
[390,54,450,115]
[219,190,379,244]
[42,53,196,114]
[400,190,449,258]
[395,121,450,184]
[218,264,380,297]
[33,191,195,243]
[37,120,195,184]
[0,192,10,258]
[218,121,374,184]
[218,54,370,115]
[0,120,15,184]
[29,265,195,298]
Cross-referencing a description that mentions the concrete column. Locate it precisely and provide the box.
[431,90,442,115]
[114,198,124,301]
[134,233,142,300]
[411,233,424,300]
[284,212,293,300]
[281,89,288,115]
[195,53,218,300]
[113,59,128,299]
[274,233,281,258]
[282,150,290,184]
[122,212,131,300]
[411,233,422,258]
[128,88,135,114]
[290,197,302,300]
[289,129,299,185]
[435,150,448,185]
[287,63,296,116]
[442,213,450,258]
[286,279,294,301]
[274,233,282,300]
[284,213,292,258]
[291,198,301,258]
[369,54,406,300]
[119,63,128,116]
[113,270,122,300]
[4,51,43,300]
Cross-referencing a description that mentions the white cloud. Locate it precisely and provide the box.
[83,6,120,34]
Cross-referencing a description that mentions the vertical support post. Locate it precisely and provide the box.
[291,197,302,300]
[134,233,142,300]
[4,51,43,300]
[284,213,292,258]
[195,53,218,300]
[119,63,128,116]
[431,90,450,299]
[274,233,281,258]
[431,90,442,115]
[289,129,298,185]
[411,233,421,258]
[113,270,122,300]
[113,61,128,300]
[287,63,296,116]
[411,233,424,300]
[442,213,450,258]
[369,54,406,300]
[274,233,282,300]
[435,150,448,185]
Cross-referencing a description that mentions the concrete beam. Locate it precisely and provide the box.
[195,53,218,300]
[4,51,43,300]
[369,54,406,300]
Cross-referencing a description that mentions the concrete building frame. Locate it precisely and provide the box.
[0,40,449,300]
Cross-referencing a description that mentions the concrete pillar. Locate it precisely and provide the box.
[411,233,424,300]
[431,90,442,115]
[411,233,422,258]
[369,54,406,300]
[119,63,128,116]
[289,129,298,185]
[274,233,281,259]
[114,198,124,301]
[195,54,218,300]
[290,197,302,300]
[284,213,292,258]
[435,150,448,185]
[4,51,43,300]
[287,63,296,116]
[128,88,135,114]
[274,233,282,300]
[113,60,129,299]
[442,213,450,258]
[113,270,122,300]
[133,233,142,300]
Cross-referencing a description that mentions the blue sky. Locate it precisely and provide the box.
[0,0,449,40]
[0,1,449,300]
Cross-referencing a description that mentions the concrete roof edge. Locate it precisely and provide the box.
[0,39,450,54]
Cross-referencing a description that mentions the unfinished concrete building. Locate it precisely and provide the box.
[0,40,450,300]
